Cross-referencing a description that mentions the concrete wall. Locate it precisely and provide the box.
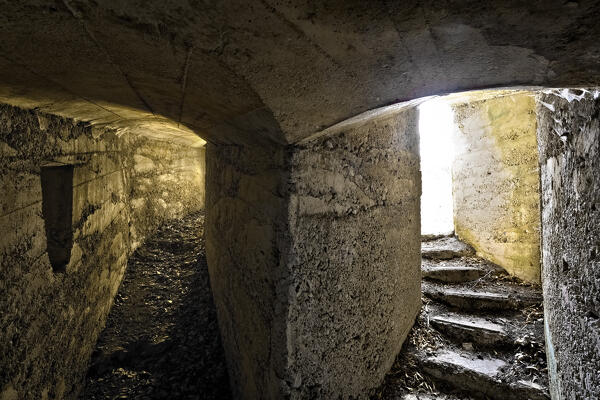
[0,104,205,400]
[205,104,421,399]
[452,93,542,283]
[287,106,421,398]
[536,90,600,399]
[205,143,290,399]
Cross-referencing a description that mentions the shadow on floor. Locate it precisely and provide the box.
[80,212,231,400]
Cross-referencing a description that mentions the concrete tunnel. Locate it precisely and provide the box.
[0,1,599,399]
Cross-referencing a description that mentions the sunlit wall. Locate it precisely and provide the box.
[419,99,454,235]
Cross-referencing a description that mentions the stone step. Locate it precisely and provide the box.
[421,237,475,260]
[401,393,468,400]
[423,283,542,311]
[422,265,487,283]
[428,312,512,347]
[419,348,549,400]
[421,233,453,242]
[401,394,437,400]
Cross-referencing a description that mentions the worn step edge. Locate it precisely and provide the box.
[429,313,511,346]
[420,349,548,400]
[400,393,469,400]
[423,285,542,311]
[420,348,506,400]
[421,233,454,242]
[422,266,487,283]
[421,237,475,261]
[421,248,474,260]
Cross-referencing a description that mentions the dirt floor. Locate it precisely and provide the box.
[80,212,231,400]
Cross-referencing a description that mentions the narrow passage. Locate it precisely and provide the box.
[80,213,231,400]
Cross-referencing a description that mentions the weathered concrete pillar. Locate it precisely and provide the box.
[205,104,421,399]
[536,90,600,399]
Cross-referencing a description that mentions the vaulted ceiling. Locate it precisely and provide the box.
[0,0,598,146]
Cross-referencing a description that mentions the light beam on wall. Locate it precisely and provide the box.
[419,98,454,235]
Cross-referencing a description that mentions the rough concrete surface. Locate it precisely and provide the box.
[205,104,421,399]
[0,2,600,146]
[205,143,291,399]
[536,89,600,399]
[0,104,205,399]
[452,93,542,283]
[286,105,421,398]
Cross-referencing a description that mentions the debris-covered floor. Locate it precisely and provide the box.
[80,219,549,400]
[80,212,231,400]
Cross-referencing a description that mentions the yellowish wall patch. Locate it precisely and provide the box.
[452,93,541,283]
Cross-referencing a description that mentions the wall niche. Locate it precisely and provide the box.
[41,164,74,273]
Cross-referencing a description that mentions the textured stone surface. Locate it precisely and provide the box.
[452,93,542,283]
[205,104,421,399]
[1,2,600,145]
[536,90,600,399]
[286,105,421,399]
[205,143,290,400]
[0,104,205,400]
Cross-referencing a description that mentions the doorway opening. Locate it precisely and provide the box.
[418,98,455,237]
[379,89,549,399]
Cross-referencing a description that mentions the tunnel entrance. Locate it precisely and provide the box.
[80,90,549,400]
[417,89,543,284]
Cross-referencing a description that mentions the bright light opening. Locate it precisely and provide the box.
[419,98,455,235]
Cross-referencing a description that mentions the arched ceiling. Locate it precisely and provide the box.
[0,0,599,146]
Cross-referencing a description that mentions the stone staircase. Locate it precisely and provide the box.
[378,236,550,400]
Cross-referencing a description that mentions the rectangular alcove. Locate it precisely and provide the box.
[41,164,74,273]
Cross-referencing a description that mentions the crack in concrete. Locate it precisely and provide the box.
[61,0,156,116]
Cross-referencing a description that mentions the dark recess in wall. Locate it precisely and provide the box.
[41,164,74,273]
